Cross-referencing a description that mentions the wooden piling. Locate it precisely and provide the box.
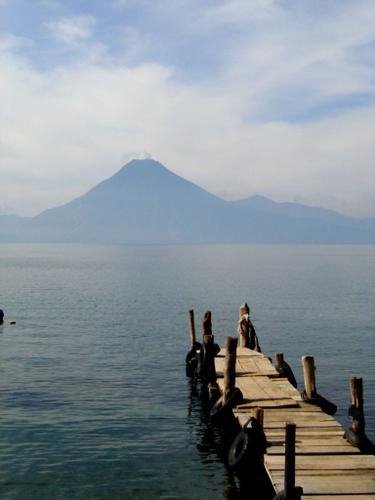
[188,309,196,346]
[302,355,316,399]
[255,407,264,427]
[239,303,250,316]
[349,377,365,436]
[284,423,296,497]
[202,311,212,337]
[195,311,218,388]
[203,333,218,388]
[301,355,337,414]
[238,303,250,348]
[223,336,238,403]
[275,353,297,389]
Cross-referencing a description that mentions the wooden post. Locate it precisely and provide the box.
[199,311,218,386]
[273,423,302,499]
[223,336,237,403]
[203,333,218,387]
[284,423,296,498]
[238,303,250,348]
[302,355,316,399]
[349,377,365,435]
[276,353,298,389]
[202,311,212,338]
[255,407,264,427]
[188,309,196,346]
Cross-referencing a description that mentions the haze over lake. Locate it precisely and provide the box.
[0,243,374,498]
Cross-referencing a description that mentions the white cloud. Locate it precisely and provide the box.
[0,35,21,51]
[0,47,374,217]
[45,15,96,45]
[206,0,375,119]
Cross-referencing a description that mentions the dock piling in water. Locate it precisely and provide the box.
[301,355,337,414]
[275,353,297,388]
[284,423,296,498]
[185,309,202,378]
[223,336,238,403]
[201,310,219,387]
[273,423,303,500]
[188,309,196,346]
[345,376,373,452]
[238,303,250,348]
[255,407,264,427]
[349,376,365,435]
[302,355,316,399]
[202,310,212,337]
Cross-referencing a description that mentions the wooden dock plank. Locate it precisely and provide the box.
[215,354,278,378]
[271,473,375,495]
[302,496,375,499]
[266,445,361,455]
[266,455,375,470]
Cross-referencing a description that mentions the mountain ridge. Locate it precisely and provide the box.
[1,159,374,244]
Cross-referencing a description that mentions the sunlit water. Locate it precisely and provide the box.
[0,244,374,499]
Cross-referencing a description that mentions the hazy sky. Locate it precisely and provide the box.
[1,0,374,217]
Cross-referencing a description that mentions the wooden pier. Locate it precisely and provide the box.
[215,347,375,498]
[187,308,375,499]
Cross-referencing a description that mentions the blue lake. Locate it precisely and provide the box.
[0,244,374,498]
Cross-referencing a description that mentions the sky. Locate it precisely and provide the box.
[0,0,374,217]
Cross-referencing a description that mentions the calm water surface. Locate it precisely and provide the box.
[0,244,374,498]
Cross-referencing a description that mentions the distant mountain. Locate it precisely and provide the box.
[232,195,375,235]
[1,159,374,244]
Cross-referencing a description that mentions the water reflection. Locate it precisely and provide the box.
[187,378,275,499]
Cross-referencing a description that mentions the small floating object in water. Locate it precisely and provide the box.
[9,321,16,325]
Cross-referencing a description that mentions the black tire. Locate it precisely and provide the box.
[185,348,195,364]
[228,430,250,468]
[228,418,268,469]
[185,342,202,364]
[185,342,202,377]
[210,388,243,422]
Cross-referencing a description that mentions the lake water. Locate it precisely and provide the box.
[0,244,374,499]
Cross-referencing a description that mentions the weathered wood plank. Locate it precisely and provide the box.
[236,399,299,409]
[262,411,337,422]
[264,421,343,429]
[271,473,375,495]
[266,445,361,455]
[302,496,375,499]
[266,454,375,470]
[215,354,278,378]
[266,436,348,446]
[217,347,264,358]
